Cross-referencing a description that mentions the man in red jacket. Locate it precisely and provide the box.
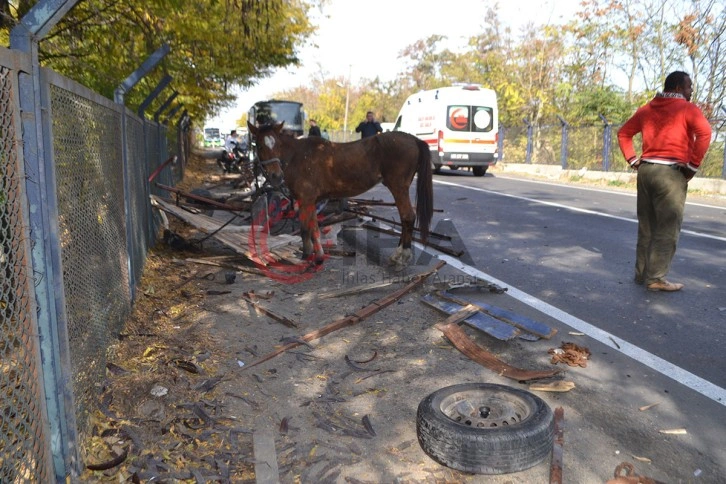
[618,71,712,292]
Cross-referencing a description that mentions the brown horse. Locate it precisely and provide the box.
[247,122,433,266]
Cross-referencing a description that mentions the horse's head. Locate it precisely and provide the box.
[248,121,286,187]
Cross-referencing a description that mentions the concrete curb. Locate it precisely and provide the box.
[491,162,726,196]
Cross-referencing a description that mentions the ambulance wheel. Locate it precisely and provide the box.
[473,166,488,177]
[416,383,554,474]
[449,165,459,170]
[433,164,442,174]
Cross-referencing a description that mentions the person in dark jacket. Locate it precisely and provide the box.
[308,119,322,137]
[355,111,382,138]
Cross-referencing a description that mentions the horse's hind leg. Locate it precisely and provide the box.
[298,201,325,264]
[388,185,416,267]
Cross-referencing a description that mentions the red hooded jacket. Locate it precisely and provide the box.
[617,94,711,172]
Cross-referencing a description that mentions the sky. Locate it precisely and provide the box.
[206,0,578,130]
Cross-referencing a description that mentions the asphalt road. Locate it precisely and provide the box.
[424,171,726,389]
[354,169,726,481]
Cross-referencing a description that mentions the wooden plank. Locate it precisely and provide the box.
[253,428,279,484]
[421,294,520,341]
[438,291,557,339]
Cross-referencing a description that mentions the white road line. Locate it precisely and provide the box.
[493,175,726,210]
[433,179,726,243]
[414,248,726,407]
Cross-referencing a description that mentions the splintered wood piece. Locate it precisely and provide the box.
[252,428,279,483]
[241,293,298,328]
[434,321,561,381]
[550,407,565,484]
[529,381,576,392]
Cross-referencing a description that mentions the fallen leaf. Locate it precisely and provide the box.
[659,428,687,435]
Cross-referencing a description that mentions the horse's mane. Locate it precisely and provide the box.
[255,123,278,135]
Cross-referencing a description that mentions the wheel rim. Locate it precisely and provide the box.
[439,390,532,428]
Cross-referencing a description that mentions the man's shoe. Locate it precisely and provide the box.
[634,276,644,285]
[647,280,684,292]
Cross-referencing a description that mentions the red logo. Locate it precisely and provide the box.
[449,108,469,130]
[247,197,328,283]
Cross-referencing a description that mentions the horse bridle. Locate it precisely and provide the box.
[257,157,284,187]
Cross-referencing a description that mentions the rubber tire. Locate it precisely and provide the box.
[473,166,488,177]
[416,383,554,475]
[433,164,442,174]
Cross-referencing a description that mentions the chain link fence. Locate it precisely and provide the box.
[0,62,53,483]
[1,38,191,480]
[49,77,132,437]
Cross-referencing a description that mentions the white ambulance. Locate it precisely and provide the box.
[392,84,498,176]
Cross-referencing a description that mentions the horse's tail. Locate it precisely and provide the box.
[415,138,433,243]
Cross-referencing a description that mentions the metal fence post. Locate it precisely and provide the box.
[523,118,533,164]
[721,106,726,180]
[154,90,178,123]
[115,44,170,299]
[599,113,611,171]
[11,1,82,480]
[557,115,569,169]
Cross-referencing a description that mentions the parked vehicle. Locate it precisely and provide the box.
[246,100,306,163]
[393,85,499,176]
[216,140,249,174]
[203,127,223,147]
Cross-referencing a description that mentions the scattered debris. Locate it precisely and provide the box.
[362,222,464,257]
[362,415,376,436]
[435,313,561,381]
[150,385,168,397]
[241,292,298,328]
[279,417,290,435]
[105,362,129,376]
[242,261,446,369]
[550,407,564,484]
[632,455,652,464]
[605,462,660,484]
[435,291,557,339]
[659,428,687,435]
[609,336,621,349]
[173,359,200,374]
[320,280,398,299]
[639,402,660,412]
[434,278,507,294]
[85,445,129,472]
[529,381,576,393]
[549,342,591,367]
[253,428,280,483]
[344,355,379,372]
[568,332,585,336]
[422,294,520,341]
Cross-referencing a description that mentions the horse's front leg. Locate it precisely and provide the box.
[298,201,325,264]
